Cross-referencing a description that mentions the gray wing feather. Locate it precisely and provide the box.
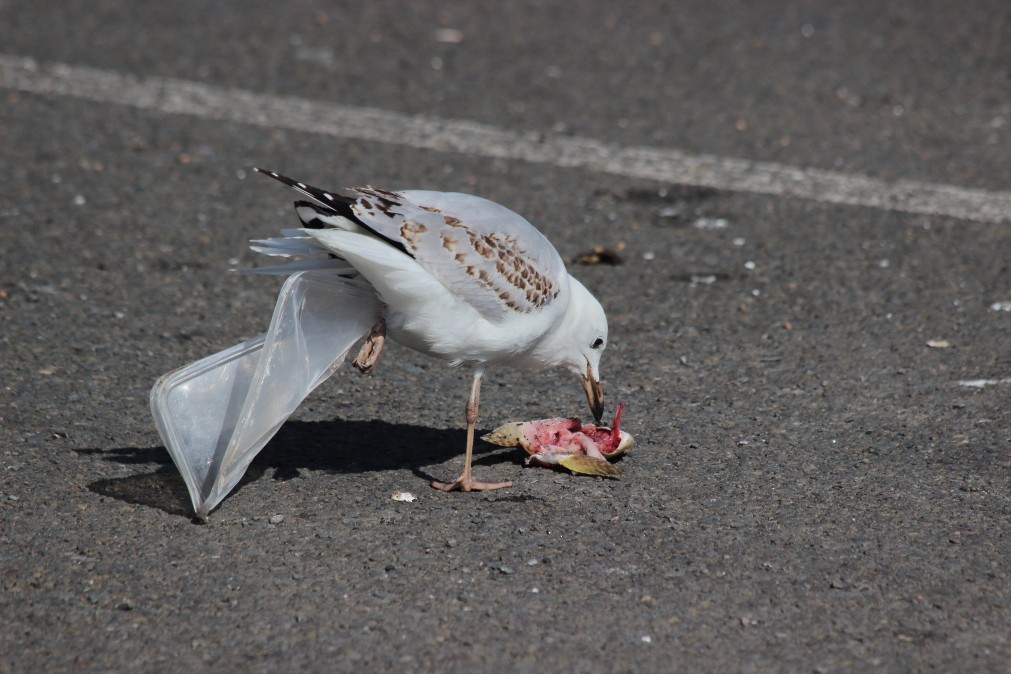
[347,187,567,322]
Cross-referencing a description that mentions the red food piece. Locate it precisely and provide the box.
[520,403,625,457]
[581,402,624,456]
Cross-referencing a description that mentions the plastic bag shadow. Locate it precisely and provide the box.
[83,418,512,518]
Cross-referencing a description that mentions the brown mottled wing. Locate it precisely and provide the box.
[348,187,568,322]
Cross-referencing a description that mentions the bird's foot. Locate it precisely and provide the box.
[431,476,513,492]
[353,319,386,373]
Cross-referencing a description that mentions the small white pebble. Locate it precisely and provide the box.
[693,217,728,230]
[73,194,86,206]
[268,514,285,524]
[530,587,540,593]
[732,237,746,247]
[989,301,1011,312]
[641,635,652,643]
[744,261,756,270]
[392,491,417,502]
[642,251,655,261]
[434,28,464,43]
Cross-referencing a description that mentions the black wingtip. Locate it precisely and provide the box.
[254,167,416,259]
[252,168,352,211]
[253,167,296,187]
[293,199,338,227]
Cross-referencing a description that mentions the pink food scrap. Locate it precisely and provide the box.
[482,403,633,477]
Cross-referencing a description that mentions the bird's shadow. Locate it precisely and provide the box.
[78,418,517,519]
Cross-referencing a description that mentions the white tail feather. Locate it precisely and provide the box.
[246,228,361,276]
[249,236,323,257]
[242,259,357,276]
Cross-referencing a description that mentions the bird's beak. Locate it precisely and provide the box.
[580,361,605,424]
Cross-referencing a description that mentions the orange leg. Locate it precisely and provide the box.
[432,369,513,492]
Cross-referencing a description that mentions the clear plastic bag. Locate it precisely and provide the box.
[151,271,380,519]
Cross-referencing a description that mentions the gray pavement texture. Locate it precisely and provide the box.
[1,2,1009,673]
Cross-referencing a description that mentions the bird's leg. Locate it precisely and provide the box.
[432,369,513,492]
[353,319,386,373]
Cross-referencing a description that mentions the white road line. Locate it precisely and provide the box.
[2,54,1010,224]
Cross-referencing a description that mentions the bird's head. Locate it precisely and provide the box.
[538,276,608,423]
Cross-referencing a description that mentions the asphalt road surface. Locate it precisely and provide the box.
[2,2,1009,672]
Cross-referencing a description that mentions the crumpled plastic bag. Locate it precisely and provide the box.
[151,271,380,519]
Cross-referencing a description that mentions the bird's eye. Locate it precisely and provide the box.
[591,337,604,349]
